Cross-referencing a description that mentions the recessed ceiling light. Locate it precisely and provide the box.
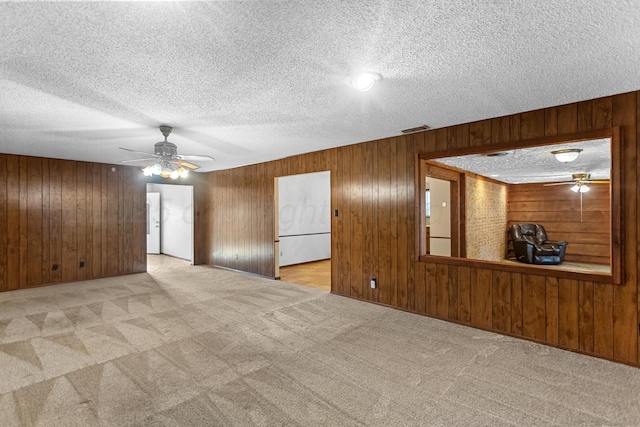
[484,151,509,157]
[347,71,382,92]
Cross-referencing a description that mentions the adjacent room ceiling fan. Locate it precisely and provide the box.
[119,125,215,179]
[543,173,609,192]
[544,173,610,222]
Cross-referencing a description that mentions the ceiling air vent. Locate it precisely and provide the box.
[401,125,430,134]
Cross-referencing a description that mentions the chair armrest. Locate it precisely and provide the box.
[513,240,535,263]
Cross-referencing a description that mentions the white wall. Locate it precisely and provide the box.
[147,183,194,262]
[277,171,330,266]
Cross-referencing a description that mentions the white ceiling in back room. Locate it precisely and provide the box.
[1,1,639,172]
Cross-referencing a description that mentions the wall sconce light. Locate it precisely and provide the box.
[551,148,582,163]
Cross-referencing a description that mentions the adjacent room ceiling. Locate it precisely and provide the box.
[1,1,639,172]
[433,138,611,184]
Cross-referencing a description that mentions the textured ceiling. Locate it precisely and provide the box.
[433,138,610,184]
[1,1,639,172]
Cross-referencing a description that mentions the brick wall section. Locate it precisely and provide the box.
[465,176,507,261]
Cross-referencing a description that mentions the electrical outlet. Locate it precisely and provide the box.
[370,278,377,289]
[79,261,85,268]
[52,264,58,271]
[235,254,239,260]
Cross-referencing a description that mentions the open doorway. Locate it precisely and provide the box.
[275,171,331,291]
[146,183,194,263]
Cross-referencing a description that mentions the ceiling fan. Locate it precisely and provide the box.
[119,125,215,178]
[543,173,609,192]
[544,173,610,222]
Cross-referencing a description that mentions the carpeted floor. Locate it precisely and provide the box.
[1,255,639,426]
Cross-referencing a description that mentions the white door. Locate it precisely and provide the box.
[147,192,160,254]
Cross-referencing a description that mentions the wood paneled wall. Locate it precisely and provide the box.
[0,155,147,291]
[507,182,610,264]
[206,90,640,366]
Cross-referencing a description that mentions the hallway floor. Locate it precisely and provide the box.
[279,259,331,291]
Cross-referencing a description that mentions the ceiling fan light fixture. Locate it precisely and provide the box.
[551,148,582,163]
[347,71,382,92]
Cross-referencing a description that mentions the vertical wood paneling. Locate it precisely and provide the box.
[377,140,392,304]
[132,170,146,273]
[492,270,511,333]
[6,156,20,290]
[434,128,447,152]
[492,117,510,143]
[106,166,119,276]
[49,160,62,283]
[41,160,50,284]
[350,145,364,299]
[406,135,417,311]
[545,277,559,345]
[84,163,93,279]
[447,265,458,320]
[337,146,350,296]
[396,139,408,309]
[520,110,545,139]
[469,120,491,148]
[457,266,471,323]
[61,161,77,283]
[612,92,638,364]
[26,157,43,287]
[0,155,7,290]
[558,278,580,349]
[593,97,613,129]
[19,157,27,288]
[100,165,109,276]
[522,274,546,341]
[76,163,87,281]
[436,264,449,318]
[0,157,145,291]
[510,273,523,335]
[557,104,578,134]
[544,108,558,136]
[471,268,492,328]
[594,282,614,358]
[200,90,640,367]
[577,101,594,131]
[425,262,437,316]
[92,164,103,278]
[579,281,595,353]
[122,167,133,274]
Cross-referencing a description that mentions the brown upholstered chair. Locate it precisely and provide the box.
[509,223,567,265]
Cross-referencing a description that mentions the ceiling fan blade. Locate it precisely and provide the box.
[119,147,157,157]
[119,158,159,164]
[173,160,201,170]
[585,180,610,184]
[543,182,575,186]
[177,154,215,161]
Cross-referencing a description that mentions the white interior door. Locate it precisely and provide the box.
[147,192,160,254]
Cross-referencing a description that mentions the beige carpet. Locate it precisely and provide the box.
[1,256,639,426]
